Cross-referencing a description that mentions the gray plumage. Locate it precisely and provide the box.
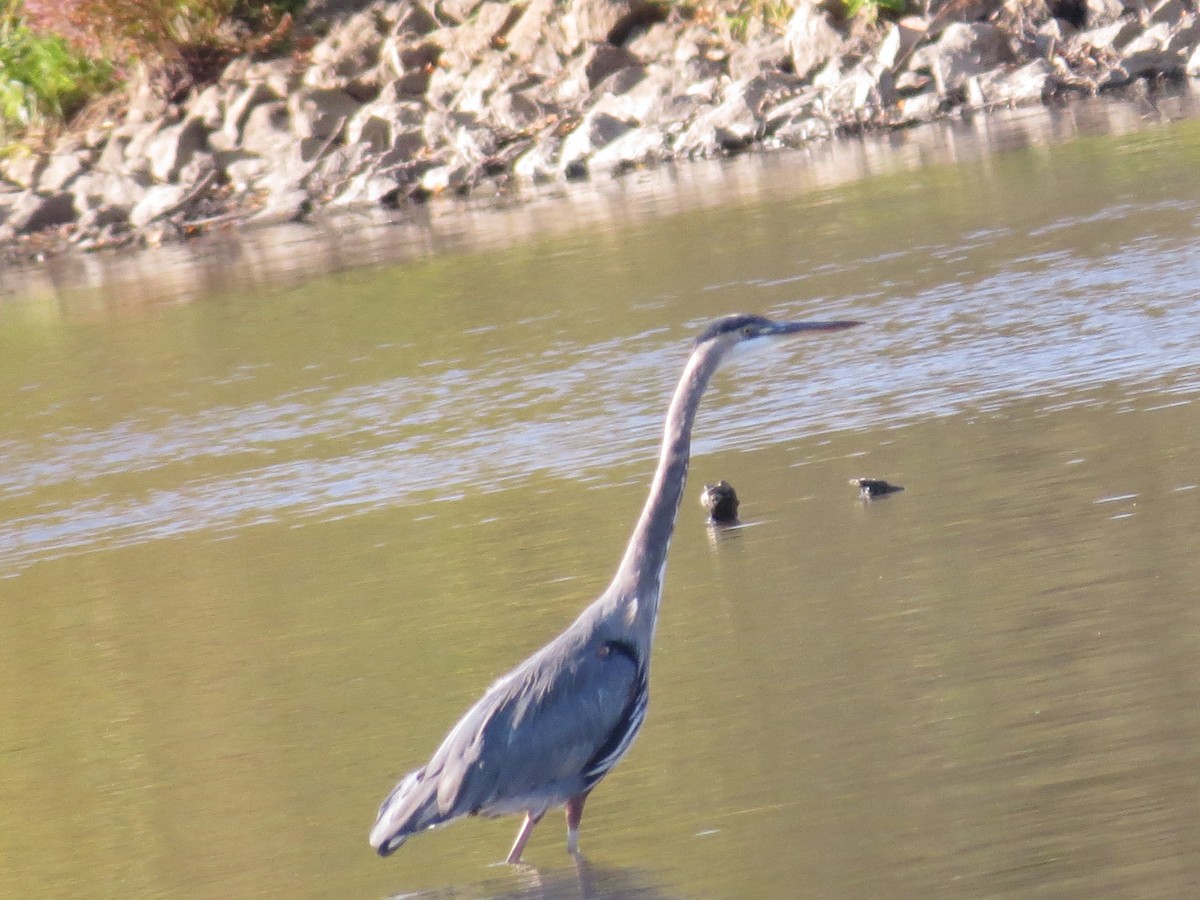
[370,314,861,863]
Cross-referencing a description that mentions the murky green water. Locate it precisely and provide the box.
[2,105,1200,898]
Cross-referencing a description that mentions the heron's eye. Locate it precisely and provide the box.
[741,325,754,337]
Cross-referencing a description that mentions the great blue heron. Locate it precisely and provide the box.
[370,313,861,864]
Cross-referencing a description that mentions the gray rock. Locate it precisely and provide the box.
[70,170,146,211]
[416,163,459,195]
[895,90,943,123]
[331,168,405,206]
[976,58,1054,104]
[583,43,642,89]
[423,107,480,149]
[74,202,131,235]
[762,89,819,130]
[729,34,789,81]
[771,114,835,146]
[140,219,181,247]
[559,0,661,53]
[675,84,761,156]
[188,83,227,130]
[146,117,209,182]
[877,19,927,70]
[1086,0,1125,28]
[555,46,644,104]
[1150,0,1187,25]
[288,88,361,140]
[787,1,846,82]
[389,64,435,98]
[928,0,1004,29]
[1032,17,1064,58]
[37,149,89,192]
[487,89,548,133]
[626,21,681,62]
[7,191,78,234]
[513,138,562,181]
[347,97,427,154]
[121,75,171,127]
[212,82,279,152]
[587,125,664,174]
[1120,22,1184,78]
[304,5,387,94]
[589,63,672,123]
[251,188,311,223]
[503,0,557,60]
[220,57,298,98]
[223,154,273,192]
[434,0,484,25]
[0,152,43,189]
[559,110,635,174]
[823,61,895,118]
[1068,19,1141,57]
[1169,14,1200,52]
[245,144,310,201]
[129,184,189,228]
[468,2,520,54]
[239,102,294,159]
[915,23,1017,95]
[121,118,165,170]
[451,51,507,113]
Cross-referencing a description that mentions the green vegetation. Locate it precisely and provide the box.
[0,1,113,141]
[0,0,299,142]
[711,0,910,42]
[722,0,795,39]
[841,0,908,20]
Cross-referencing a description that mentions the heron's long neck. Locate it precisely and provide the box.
[609,345,722,624]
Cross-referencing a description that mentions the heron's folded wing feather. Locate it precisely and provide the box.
[431,636,643,816]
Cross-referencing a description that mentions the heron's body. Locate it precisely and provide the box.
[370,314,860,863]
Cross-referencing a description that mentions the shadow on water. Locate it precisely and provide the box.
[387,857,676,900]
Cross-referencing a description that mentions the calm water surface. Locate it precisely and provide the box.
[2,105,1199,899]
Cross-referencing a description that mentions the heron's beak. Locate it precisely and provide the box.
[770,320,863,336]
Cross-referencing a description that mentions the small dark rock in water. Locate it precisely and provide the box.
[850,478,904,500]
[700,480,740,524]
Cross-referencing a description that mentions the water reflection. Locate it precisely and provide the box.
[2,93,1200,900]
[3,88,1198,311]
[388,857,678,900]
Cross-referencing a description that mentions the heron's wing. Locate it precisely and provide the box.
[431,635,646,817]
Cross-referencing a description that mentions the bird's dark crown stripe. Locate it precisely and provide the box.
[694,314,768,345]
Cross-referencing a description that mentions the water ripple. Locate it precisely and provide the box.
[3,193,1200,575]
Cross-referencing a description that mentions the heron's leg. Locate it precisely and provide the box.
[565,790,591,855]
[506,811,543,865]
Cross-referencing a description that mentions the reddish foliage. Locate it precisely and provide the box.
[19,1,293,95]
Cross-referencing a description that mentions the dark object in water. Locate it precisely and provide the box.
[700,480,740,523]
[851,478,904,500]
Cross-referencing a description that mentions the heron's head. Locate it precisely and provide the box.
[695,314,862,358]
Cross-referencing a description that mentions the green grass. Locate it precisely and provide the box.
[0,1,113,142]
[708,0,911,42]
[842,0,908,19]
[0,0,301,143]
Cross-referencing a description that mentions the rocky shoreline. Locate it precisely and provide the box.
[2,0,1199,264]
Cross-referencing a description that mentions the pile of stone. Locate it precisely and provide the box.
[2,0,1198,255]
